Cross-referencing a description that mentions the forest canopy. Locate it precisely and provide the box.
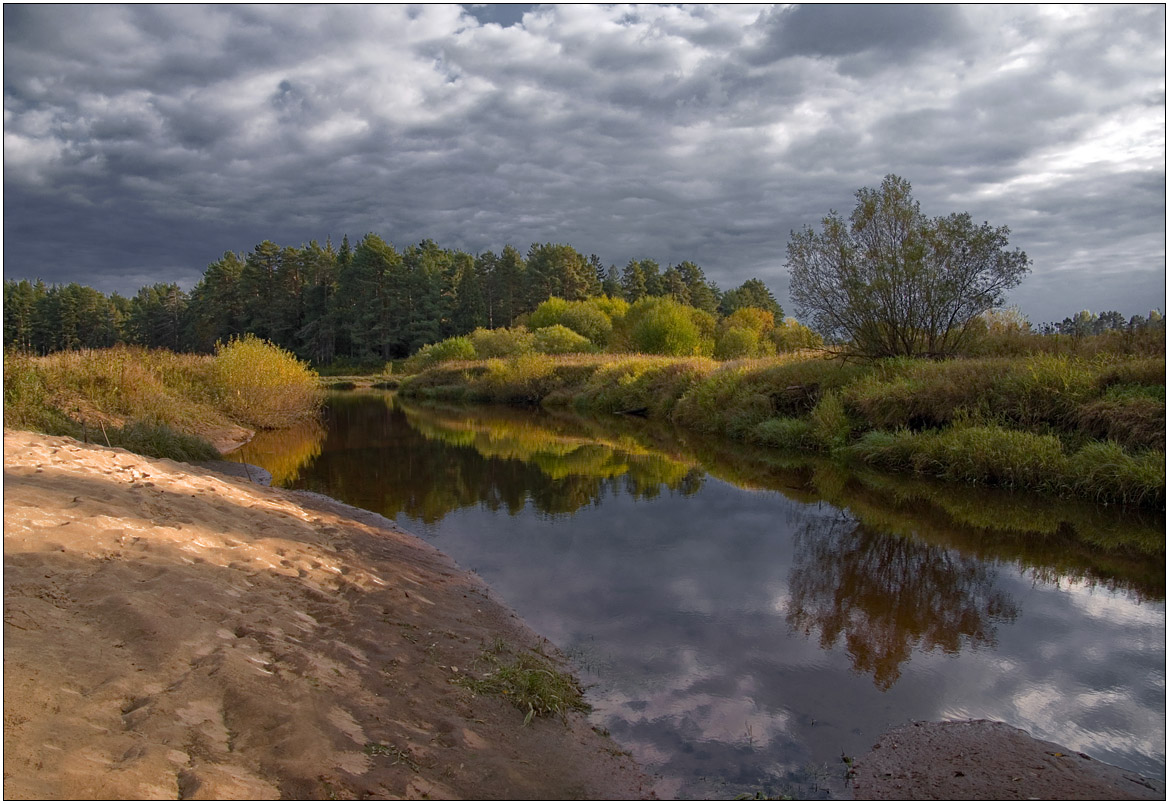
[4,235,785,363]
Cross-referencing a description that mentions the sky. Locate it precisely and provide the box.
[3,3,1165,325]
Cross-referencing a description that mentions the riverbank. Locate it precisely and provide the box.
[398,351,1165,509]
[851,720,1164,800]
[2,429,653,799]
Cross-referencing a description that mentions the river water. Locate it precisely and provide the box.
[230,392,1165,799]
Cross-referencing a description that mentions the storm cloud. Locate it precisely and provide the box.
[4,4,1164,323]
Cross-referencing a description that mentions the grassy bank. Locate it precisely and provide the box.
[399,351,1165,509]
[4,335,323,461]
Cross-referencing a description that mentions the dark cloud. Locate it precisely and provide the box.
[3,4,1164,323]
[748,3,967,65]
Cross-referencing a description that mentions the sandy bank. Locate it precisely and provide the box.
[852,719,1164,800]
[3,429,654,800]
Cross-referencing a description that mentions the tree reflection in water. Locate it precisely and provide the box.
[787,516,1019,690]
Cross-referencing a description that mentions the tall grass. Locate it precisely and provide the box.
[4,337,323,460]
[210,335,324,429]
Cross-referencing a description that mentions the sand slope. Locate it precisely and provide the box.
[3,430,653,800]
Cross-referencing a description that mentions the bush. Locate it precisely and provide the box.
[590,295,630,323]
[530,297,614,347]
[403,336,477,373]
[532,324,597,355]
[714,326,763,360]
[770,318,824,352]
[723,307,775,336]
[212,335,323,429]
[623,297,714,357]
[469,326,535,358]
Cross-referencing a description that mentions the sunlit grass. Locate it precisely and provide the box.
[399,349,1164,508]
[5,338,324,461]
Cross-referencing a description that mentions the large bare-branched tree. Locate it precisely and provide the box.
[787,175,1031,358]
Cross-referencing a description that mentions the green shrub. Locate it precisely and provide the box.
[623,297,713,357]
[532,324,597,355]
[478,353,560,404]
[927,425,1069,490]
[590,295,630,323]
[469,326,535,358]
[528,298,615,347]
[845,355,1099,432]
[714,326,763,359]
[4,350,52,431]
[212,335,323,429]
[403,336,478,373]
[770,318,824,352]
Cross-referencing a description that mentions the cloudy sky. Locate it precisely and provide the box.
[4,4,1165,324]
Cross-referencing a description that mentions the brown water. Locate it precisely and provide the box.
[231,392,1165,799]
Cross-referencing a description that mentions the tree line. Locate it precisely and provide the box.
[4,236,784,363]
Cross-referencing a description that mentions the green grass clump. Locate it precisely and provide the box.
[211,335,323,429]
[458,644,589,725]
[1067,441,1165,508]
[1074,387,1165,451]
[844,355,1098,432]
[808,389,853,449]
[104,420,221,462]
[844,426,1067,490]
[750,417,815,451]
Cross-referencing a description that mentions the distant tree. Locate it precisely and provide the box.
[601,264,622,298]
[787,175,1030,358]
[719,278,782,319]
[620,259,648,302]
[660,265,690,305]
[185,252,247,352]
[675,261,720,315]
[526,243,595,304]
[1096,310,1127,332]
[4,279,44,352]
[128,283,187,351]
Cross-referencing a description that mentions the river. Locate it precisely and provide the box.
[230,391,1165,799]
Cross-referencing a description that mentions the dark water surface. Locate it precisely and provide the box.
[231,392,1165,799]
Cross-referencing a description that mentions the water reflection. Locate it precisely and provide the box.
[228,393,1164,797]
[788,518,1019,689]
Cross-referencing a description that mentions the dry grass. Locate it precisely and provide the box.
[5,338,324,460]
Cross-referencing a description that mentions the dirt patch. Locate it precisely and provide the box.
[3,429,655,800]
[851,719,1163,800]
